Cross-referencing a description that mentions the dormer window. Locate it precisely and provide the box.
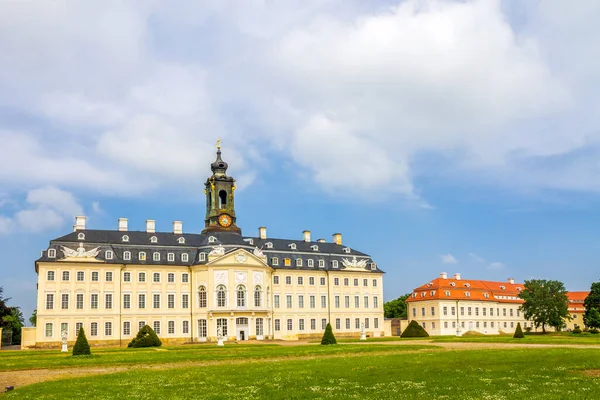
[412,293,416,298]
[150,236,158,243]
[105,250,113,260]
[516,287,522,291]
[77,232,85,240]
[420,292,425,297]
[122,235,129,243]
[289,243,297,250]
[430,291,435,296]
[445,291,450,296]
[318,260,325,268]
[464,283,470,288]
[450,282,456,287]
[427,283,433,287]
[199,252,206,262]
[265,242,273,249]
[311,245,318,251]
[208,236,217,244]
[284,258,291,267]
[342,247,351,254]
[48,249,56,258]
[181,253,189,262]
[243,238,254,245]
[500,285,506,290]
[370,262,377,271]
[167,253,174,262]
[123,251,131,261]
[153,252,160,261]
[139,252,146,261]
[465,292,471,297]
[331,260,339,268]
[271,257,279,266]
[178,237,185,244]
[296,259,302,267]
[484,293,489,298]
[307,259,314,267]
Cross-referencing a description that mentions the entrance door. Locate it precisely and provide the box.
[236,317,249,341]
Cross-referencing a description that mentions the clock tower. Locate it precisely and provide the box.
[202,141,241,234]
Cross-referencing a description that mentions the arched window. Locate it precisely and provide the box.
[219,190,227,208]
[77,232,85,240]
[198,286,207,308]
[216,285,226,307]
[236,285,246,308]
[254,285,261,307]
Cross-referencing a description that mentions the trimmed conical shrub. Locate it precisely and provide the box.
[401,320,429,338]
[321,322,337,345]
[128,325,162,348]
[72,327,91,356]
[513,322,524,338]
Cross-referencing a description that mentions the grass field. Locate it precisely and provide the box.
[2,340,600,399]
[433,332,600,345]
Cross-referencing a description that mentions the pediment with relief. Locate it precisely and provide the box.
[207,248,269,268]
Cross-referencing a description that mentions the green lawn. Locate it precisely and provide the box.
[432,332,600,345]
[4,347,600,399]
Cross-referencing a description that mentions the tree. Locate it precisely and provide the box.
[2,307,24,344]
[401,320,429,338]
[128,325,162,348]
[584,282,600,329]
[518,279,570,333]
[321,323,337,345]
[0,286,12,322]
[73,327,91,356]
[29,309,37,327]
[384,294,410,319]
[513,322,524,339]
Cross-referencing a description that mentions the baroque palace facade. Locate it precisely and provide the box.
[406,273,587,335]
[33,145,384,347]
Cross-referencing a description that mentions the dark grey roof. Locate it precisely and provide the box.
[36,230,383,273]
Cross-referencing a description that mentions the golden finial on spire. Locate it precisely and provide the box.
[216,138,221,150]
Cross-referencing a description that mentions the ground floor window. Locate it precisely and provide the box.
[310,319,316,330]
[105,322,112,336]
[374,318,379,329]
[60,322,68,336]
[452,321,456,328]
[275,319,281,331]
[153,321,161,335]
[321,319,327,330]
[45,323,53,338]
[90,322,98,336]
[335,318,341,330]
[355,318,360,329]
[346,318,350,329]
[168,321,175,334]
[444,322,448,328]
[198,319,207,338]
[183,320,189,335]
[75,322,83,336]
[298,318,304,331]
[256,318,263,336]
[216,318,227,337]
[365,318,370,329]
[139,321,146,331]
[123,321,131,336]
[491,322,495,328]
[287,319,293,331]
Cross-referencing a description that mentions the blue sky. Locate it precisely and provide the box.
[1,0,600,322]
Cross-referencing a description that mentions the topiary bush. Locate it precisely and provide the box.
[572,326,582,334]
[72,327,91,356]
[321,322,337,345]
[401,320,429,338]
[513,322,524,338]
[589,328,599,334]
[128,325,162,348]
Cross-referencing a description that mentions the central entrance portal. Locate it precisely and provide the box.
[236,317,249,341]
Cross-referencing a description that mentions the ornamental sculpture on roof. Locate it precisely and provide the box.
[253,246,265,258]
[61,243,100,259]
[341,256,368,269]
[209,244,226,256]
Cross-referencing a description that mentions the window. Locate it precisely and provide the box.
[336,318,341,330]
[182,294,189,309]
[123,294,131,309]
[90,322,98,336]
[46,294,54,310]
[344,278,349,286]
[468,307,472,316]
[309,277,315,286]
[181,254,189,262]
[77,271,84,281]
[106,272,113,282]
[345,296,350,308]
[208,236,217,244]
[363,279,368,287]
[77,232,85,240]
[309,295,316,308]
[475,307,479,316]
[320,277,326,286]
[91,294,98,309]
[168,294,175,309]
[510,309,514,317]
[421,307,425,317]
[307,259,314,267]
[286,295,292,308]
[139,321,146,331]
[168,273,175,283]
[61,294,69,309]
[503,308,507,317]
[138,294,146,309]
[364,296,369,308]
[296,259,302,267]
[76,293,84,309]
[105,293,113,309]
[285,276,292,285]
[320,295,327,308]
[298,295,304,308]
[217,285,226,307]
[365,318,370,329]
[62,271,70,281]
[183,320,189,334]
[153,321,161,335]
[139,272,146,283]
[443,306,448,316]
[237,285,246,307]
[47,271,55,281]
[265,242,273,249]
[318,260,325,268]
[182,273,189,283]
[75,322,83,336]
[374,318,379,329]
[123,321,131,336]
[150,236,158,243]
[374,296,379,308]
[321,319,327,330]
[355,296,360,308]
[332,260,338,268]
[311,245,318,251]
[346,318,351,329]
[483,308,487,316]
[123,251,131,261]
[48,249,56,258]
[273,276,280,285]
[271,257,279,266]
[153,252,160,261]
[284,258,291,266]
[461,307,464,316]
[274,294,280,308]
[92,271,99,282]
[354,278,359,286]
[412,308,416,317]
[334,278,340,286]
[451,306,456,316]
[153,273,160,283]
[168,321,175,334]
[198,320,207,338]
[299,319,305,331]
[105,250,113,260]
[287,319,293,330]
[254,286,261,307]
[122,235,129,242]
[153,294,160,309]
[178,237,185,244]
[297,276,304,285]
[168,253,175,262]
[124,272,131,282]
[372,279,378,287]
[289,243,297,250]
[430,306,435,316]
[45,323,53,338]
[139,252,146,261]
[335,295,340,308]
[274,319,281,331]
[105,322,112,336]
[311,319,316,330]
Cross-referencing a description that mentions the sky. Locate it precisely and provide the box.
[1,0,600,323]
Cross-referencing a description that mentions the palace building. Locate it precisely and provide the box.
[31,145,384,347]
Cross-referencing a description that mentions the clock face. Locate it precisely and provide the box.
[218,214,232,227]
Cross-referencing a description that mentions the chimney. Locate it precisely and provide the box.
[440,272,448,279]
[453,273,461,281]
[508,277,515,284]
[303,230,311,242]
[317,238,325,243]
[332,233,342,245]
[146,219,156,233]
[118,218,128,232]
[74,216,86,231]
[173,221,183,235]
[259,226,267,240]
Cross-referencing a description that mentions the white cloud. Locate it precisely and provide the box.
[469,253,486,263]
[440,254,458,264]
[488,261,505,270]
